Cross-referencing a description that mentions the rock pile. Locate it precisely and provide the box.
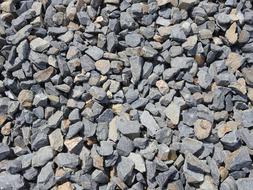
[0,0,253,189]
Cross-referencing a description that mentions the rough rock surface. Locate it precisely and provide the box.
[0,0,253,189]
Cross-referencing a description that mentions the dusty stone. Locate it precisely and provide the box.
[95,60,110,75]
[140,110,160,136]
[194,119,212,140]
[30,37,50,52]
[18,90,34,108]
[165,102,180,125]
[217,121,239,138]
[49,129,63,152]
[34,67,54,83]
[226,53,244,72]
[225,23,238,44]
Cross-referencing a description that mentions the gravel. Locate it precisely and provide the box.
[0,0,253,189]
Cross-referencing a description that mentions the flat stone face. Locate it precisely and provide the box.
[1,0,253,189]
[30,37,50,52]
[140,110,160,136]
[165,102,180,125]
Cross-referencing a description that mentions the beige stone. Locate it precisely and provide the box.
[226,52,243,72]
[57,182,74,190]
[18,90,34,108]
[34,66,54,83]
[156,80,169,94]
[1,122,11,136]
[194,119,212,140]
[217,121,239,138]
[225,22,238,44]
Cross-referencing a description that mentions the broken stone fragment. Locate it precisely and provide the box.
[34,67,54,83]
[165,101,181,125]
[30,37,50,52]
[194,119,212,140]
[140,110,160,136]
[18,90,34,108]
[225,23,238,44]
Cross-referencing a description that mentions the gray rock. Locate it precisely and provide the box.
[125,33,142,47]
[241,109,253,128]
[0,172,25,190]
[77,11,91,26]
[116,136,134,156]
[31,132,49,151]
[130,56,143,85]
[92,169,109,184]
[238,128,253,149]
[23,167,38,181]
[225,147,252,171]
[32,146,54,167]
[185,153,210,174]
[165,101,181,125]
[181,138,203,155]
[90,86,107,101]
[80,55,95,72]
[236,178,253,190]
[120,12,138,30]
[141,46,158,58]
[86,46,104,61]
[171,57,194,69]
[37,162,55,189]
[54,153,80,168]
[66,121,83,139]
[216,13,231,25]
[107,32,118,52]
[155,166,178,188]
[156,127,172,145]
[116,156,134,181]
[30,37,50,52]
[29,51,48,69]
[48,110,63,128]
[0,143,10,161]
[49,128,63,151]
[140,110,160,137]
[98,141,114,156]
[115,116,140,137]
[220,176,237,190]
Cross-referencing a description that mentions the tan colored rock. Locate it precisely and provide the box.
[18,90,34,108]
[226,52,243,72]
[248,87,253,102]
[229,78,247,95]
[57,182,74,190]
[64,137,83,153]
[1,122,11,136]
[0,0,15,12]
[182,35,198,50]
[95,60,110,75]
[225,22,238,44]
[217,121,239,138]
[194,119,212,140]
[156,80,169,94]
[108,116,119,142]
[112,104,124,115]
[49,129,63,152]
[156,0,170,6]
[0,115,7,126]
[219,166,229,182]
[34,67,54,83]
[199,175,217,190]
[104,0,120,4]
